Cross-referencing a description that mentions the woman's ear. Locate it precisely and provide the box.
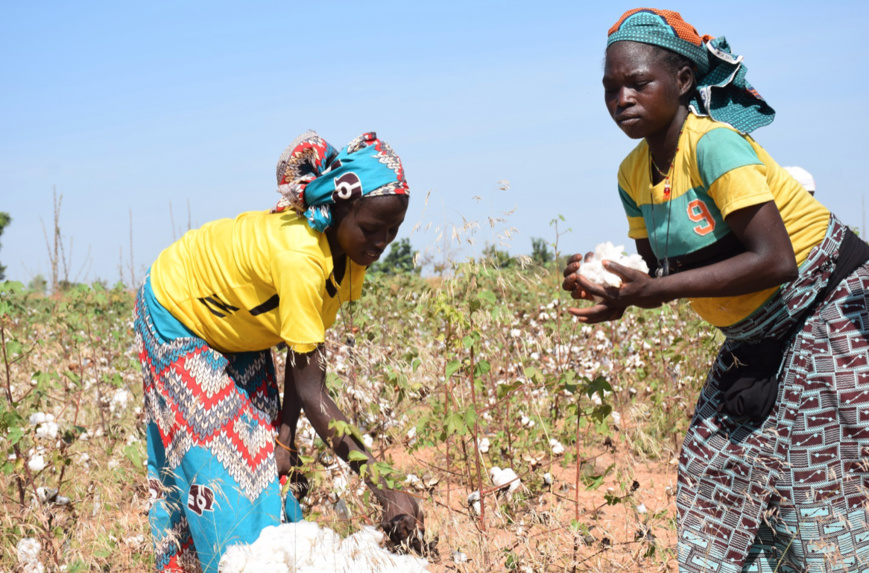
[677,65,695,98]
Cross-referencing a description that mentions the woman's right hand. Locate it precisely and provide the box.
[378,489,425,551]
[561,253,594,300]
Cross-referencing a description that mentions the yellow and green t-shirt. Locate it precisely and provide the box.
[618,113,829,327]
[150,210,366,354]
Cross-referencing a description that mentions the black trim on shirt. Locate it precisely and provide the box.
[249,294,280,316]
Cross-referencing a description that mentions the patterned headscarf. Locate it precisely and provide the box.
[607,8,775,134]
[274,131,409,232]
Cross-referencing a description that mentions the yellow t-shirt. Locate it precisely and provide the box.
[150,210,366,353]
[618,114,829,327]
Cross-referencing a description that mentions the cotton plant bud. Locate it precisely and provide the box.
[549,439,565,456]
[578,242,650,290]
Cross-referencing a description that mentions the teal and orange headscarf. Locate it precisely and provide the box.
[274,131,409,232]
[607,8,775,134]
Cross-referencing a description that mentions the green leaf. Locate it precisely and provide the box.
[477,290,497,305]
[462,335,475,349]
[582,463,614,491]
[124,444,143,470]
[445,360,462,379]
[473,360,491,378]
[443,412,467,436]
[6,426,25,445]
[496,381,523,400]
[347,450,369,463]
[463,406,478,430]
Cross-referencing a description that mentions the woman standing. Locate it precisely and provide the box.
[135,131,421,572]
[563,9,869,572]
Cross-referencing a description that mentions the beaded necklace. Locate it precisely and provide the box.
[649,117,687,277]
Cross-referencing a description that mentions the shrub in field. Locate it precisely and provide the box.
[0,280,148,571]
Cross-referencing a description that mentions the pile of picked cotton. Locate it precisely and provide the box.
[219,521,428,573]
[579,242,649,289]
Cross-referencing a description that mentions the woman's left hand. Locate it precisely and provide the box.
[590,260,663,309]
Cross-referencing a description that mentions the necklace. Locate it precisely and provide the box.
[649,118,687,277]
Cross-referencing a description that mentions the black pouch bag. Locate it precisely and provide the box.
[719,339,785,422]
[717,228,869,424]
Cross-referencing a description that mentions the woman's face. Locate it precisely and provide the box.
[330,195,408,266]
[603,42,688,141]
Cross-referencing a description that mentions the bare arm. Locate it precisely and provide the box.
[281,347,423,536]
[562,201,797,322]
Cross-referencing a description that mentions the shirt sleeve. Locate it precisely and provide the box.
[617,161,648,240]
[697,128,772,219]
[270,249,327,353]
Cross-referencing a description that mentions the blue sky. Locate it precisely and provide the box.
[2,1,867,284]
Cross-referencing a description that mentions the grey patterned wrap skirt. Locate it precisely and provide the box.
[678,214,869,573]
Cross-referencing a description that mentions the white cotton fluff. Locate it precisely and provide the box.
[16,537,44,573]
[478,438,490,454]
[467,491,481,514]
[110,388,131,415]
[219,521,429,573]
[489,467,521,495]
[549,439,565,456]
[579,242,649,289]
[28,453,46,472]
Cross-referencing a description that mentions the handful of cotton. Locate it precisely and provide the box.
[579,242,649,290]
[219,521,429,573]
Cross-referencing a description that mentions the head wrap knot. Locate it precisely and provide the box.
[607,8,775,134]
[274,131,409,232]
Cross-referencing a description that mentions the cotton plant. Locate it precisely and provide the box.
[219,521,429,573]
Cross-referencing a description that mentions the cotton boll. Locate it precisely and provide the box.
[478,438,490,454]
[451,551,468,564]
[543,473,553,486]
[549,439,565,456]
[17,537,40,562]
[35,421,58,440]
[490,467,521,495]
[578,242,650,290]
[467,491,481,514]
[17,537,44,572]
[28,454,46,472]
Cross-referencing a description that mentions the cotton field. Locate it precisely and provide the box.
[0,257,717,571]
